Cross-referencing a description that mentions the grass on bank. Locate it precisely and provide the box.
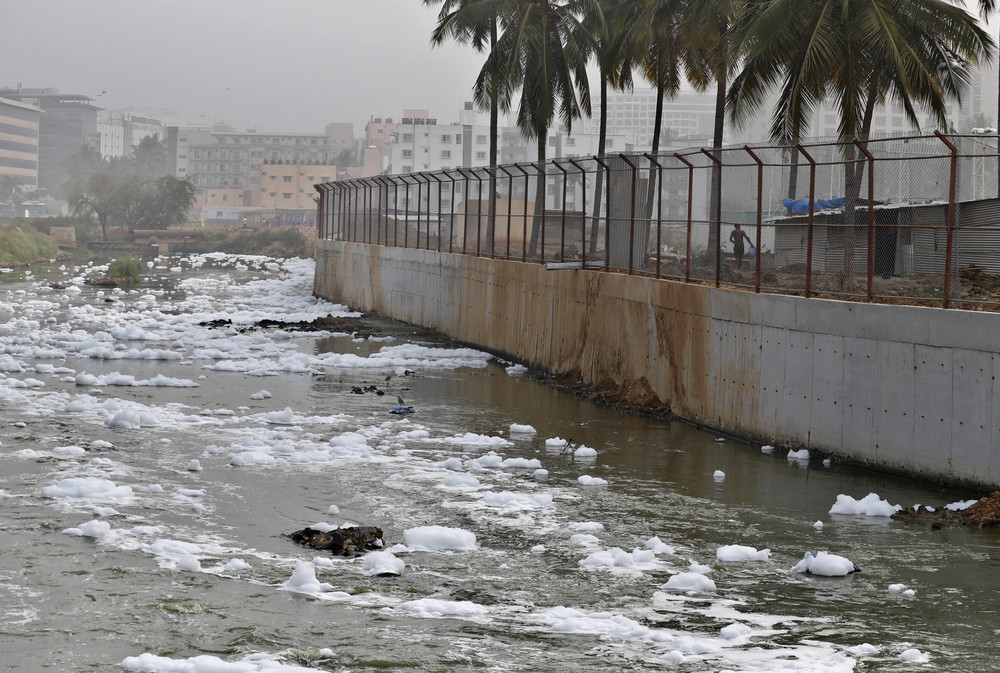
[0,222,60,266]
[203,227,311,258]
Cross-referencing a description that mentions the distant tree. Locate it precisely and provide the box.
[116,175,197,235]
[69,173,118,240]
[148,175,197,228]
[131,134,170,178]
[1,175,22,201]
[62,145,108,195]
[115,177,156,236]
[333,148,357,169]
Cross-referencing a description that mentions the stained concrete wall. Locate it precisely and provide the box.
[315,239,1000,489]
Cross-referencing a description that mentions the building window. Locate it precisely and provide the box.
[441,150,451,159]
[270,175,276,181]
[283,193,292,199]
[402,133,413,142]
[269,192,276,197]
[566,137,575,146]
[456,135,462,144]
[402,165,411,172]
[402,149,412,158]
[476,151,486,160]
[283,175,292,182]
[606,139,614,148]
[441,134,451,143]
[476,135,487,144]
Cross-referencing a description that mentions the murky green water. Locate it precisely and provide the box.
[0,256,996,672]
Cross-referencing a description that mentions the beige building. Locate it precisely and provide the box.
[258,162,336,210]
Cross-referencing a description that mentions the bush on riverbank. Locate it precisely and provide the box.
[107,255,142,284]
[0,222,60,266]
[202,227,311,258]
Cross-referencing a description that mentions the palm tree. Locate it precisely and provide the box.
[482,0,599,257]
[427,0,503,169]
[728,0,994,289]
[678,0,739,271]
[131,134,169,178]
[579,0,635,254]
[630,0,682,226]
[427,0,506,250]
[972,0,998,195]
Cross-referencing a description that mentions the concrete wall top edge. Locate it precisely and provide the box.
[317,240,1000,355]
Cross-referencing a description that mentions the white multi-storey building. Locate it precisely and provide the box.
[385,107,493,175]
[98,111,167,159]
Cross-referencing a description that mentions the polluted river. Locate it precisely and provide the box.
[0,252,998,673]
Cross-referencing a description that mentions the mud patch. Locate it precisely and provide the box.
[539,370,672,419]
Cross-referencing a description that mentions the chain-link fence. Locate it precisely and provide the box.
[316,131,1000,310]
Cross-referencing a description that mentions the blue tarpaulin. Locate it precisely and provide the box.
[781,197,845,213]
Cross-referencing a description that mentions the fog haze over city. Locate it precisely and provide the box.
[1,0,486,132]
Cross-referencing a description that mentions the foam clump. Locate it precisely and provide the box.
[791,551,859,576]
[829,492,901,517]
[397,598,487,618]
[401,525,476,551]
[716,545,770,562]
[663,572,717,592]
[363,551,404,576]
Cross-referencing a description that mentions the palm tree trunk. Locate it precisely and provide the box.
[486,17,498,255]
[529,130,547,257]
[645,73,665,222]
[839,86,878,291]
[709,73,726,279]
[787,143,799,204]
[589,72,608,256]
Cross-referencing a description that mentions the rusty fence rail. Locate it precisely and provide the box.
[315,132,1000,310]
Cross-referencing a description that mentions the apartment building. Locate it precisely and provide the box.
[167,123,351,212]
[0,88,100,192]
[386,107,494,174]
[0,96,42,191]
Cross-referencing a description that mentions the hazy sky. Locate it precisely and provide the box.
[1,1,488,134]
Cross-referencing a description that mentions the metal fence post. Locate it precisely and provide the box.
[854,139,876,302]
[498,165,515,260]
[935,130,959,309]
[568,159,588,268]
[744,146,764,292]
[700,148,724,287]
[674,152,695,283]
[619,154,639,274]
[643,153,664,278]
[593,157,612,271]
[514,163,531,262]
[429,172,443,251]
[796,144,817,298]
[553,160,570,263]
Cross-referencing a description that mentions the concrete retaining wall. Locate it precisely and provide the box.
[315,239,1000,489]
